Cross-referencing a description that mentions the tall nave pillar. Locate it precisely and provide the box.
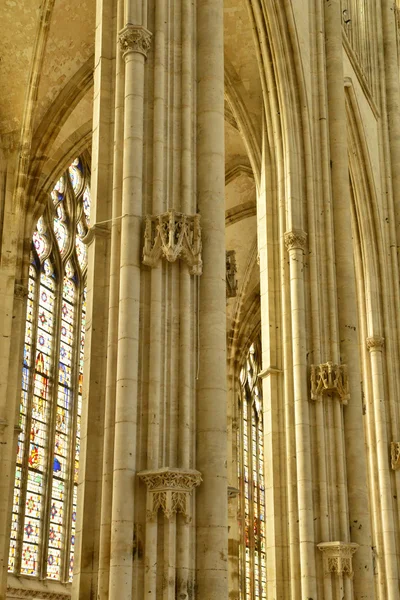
[72,0,227,598]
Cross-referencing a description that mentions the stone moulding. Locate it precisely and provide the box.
[7,589,70,599]
[139,467,202,523]
[226,250,238,298]
[311,362,350,404]
[391,442,400,470]
[118,24,152,58]
[317,541,359,577]
[143,209,202,275]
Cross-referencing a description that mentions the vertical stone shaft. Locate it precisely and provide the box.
[143,0,166,595]
[196,0,227,597]
[324,0,375,596]
[109,18,149,598]
[368,338,399,599]
[97,0,124,596]
[177,0,194,593]
[381,0,400,241]
[286,235,317,600]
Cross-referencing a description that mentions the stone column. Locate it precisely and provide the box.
[196,0,227,597]
[284,230,317,600]
[108,21,151,600]
[367,336,399,599]
[323,0,375,596]
[0,155,32,599]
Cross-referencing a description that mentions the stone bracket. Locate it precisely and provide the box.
[226,250,238,298]
[143,209,202,275]
[318,541,359,577]
[391,442,400,470]
[139,467,202,523]
[311,362,350,404]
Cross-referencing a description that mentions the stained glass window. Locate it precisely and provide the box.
[238,341,266,600]
[8,156,91,582]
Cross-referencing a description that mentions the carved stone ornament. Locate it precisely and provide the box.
[139,467,202,523]
[226,250,238,298]
[118,24,152,58]
[366,336,385,352]
[7,589,70,599]
[228,486,239,499]
[311,362,350,404]
[143,209,202,275]
[14,282,29,300]
[284,229,307,252]
[317,542,359,577]
[391,442,400,470]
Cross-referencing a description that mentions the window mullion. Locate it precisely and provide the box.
[61,279,83,582]
[39,267,64,580]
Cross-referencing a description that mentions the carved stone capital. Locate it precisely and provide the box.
[284,229,307,252]
[226,250,238,298]
[228,486,239,499]
[311,362,350,404]
[118,24,152,58]
[391,442,400,470]
[143,209,202,275]
[14,282,29,300]
[318,542,359,577]
[366,336,385,352]
[139,468,202,523]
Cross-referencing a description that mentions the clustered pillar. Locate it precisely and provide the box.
[73,0,227,598]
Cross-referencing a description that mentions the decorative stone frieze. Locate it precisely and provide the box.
[226,250,238,298]
[143,209,202,275]
[7,589,70,599]
[391,442,400,470]
[228,486,239,499]
[311,362,350,404]
[139,467,202,523]
[118,24,152,58]
[366,336,385,352]
[318,541,359,577]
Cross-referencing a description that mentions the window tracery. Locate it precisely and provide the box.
[8,157,91,583]
[238,341,266,599]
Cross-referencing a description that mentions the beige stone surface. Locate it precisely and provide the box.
[1,0,400,599]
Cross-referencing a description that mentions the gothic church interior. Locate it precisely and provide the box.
[1,0,400,599]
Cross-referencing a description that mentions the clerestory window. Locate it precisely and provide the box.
[8,157,91,582]
[238,341,267,599]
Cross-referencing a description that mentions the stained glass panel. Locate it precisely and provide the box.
[9,157,90,581]
[239,342,266,600]
[68,158,83,194]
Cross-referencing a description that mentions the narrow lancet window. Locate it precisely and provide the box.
[238,341,266,599]
[8,157,91,582]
